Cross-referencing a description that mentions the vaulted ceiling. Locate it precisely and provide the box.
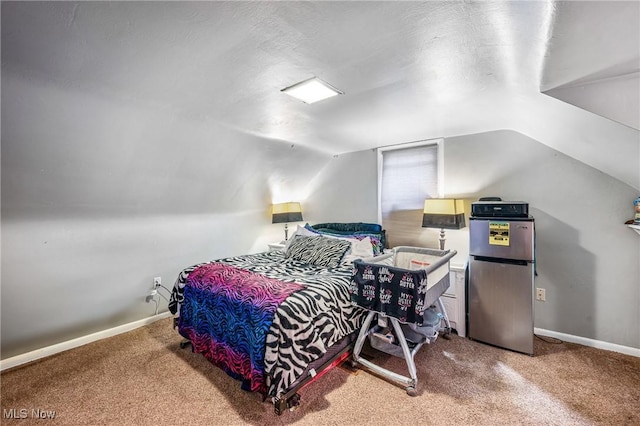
[2,1,639,186]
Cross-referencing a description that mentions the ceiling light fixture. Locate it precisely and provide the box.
[281,77,343,104]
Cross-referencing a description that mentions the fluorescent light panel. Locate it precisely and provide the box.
[281,77,343,104]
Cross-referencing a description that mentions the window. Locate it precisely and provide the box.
[378,139,443,247]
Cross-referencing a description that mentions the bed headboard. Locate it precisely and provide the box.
[309,222,387,250]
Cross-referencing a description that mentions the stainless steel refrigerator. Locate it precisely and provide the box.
[468,204,535,355]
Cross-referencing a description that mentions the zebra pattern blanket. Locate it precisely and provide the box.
[169,250,365,398]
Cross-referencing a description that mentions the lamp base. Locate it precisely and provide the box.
[438,228,446,251]
[284,223,289,241]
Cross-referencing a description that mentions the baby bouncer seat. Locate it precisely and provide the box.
[349,246,457,396]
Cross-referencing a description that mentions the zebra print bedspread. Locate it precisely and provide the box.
[169,250,366,398]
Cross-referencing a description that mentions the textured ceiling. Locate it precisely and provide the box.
[2,1,639,159]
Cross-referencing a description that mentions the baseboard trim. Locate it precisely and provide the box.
[2,316,635,372]
[0,311,173,372]
[534,327,640,358]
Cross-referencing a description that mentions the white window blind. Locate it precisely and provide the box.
[380,144,439,217]
[379,142,440,247]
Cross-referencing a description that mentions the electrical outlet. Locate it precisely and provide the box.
[153,276,161,288]
[536,287,546,301]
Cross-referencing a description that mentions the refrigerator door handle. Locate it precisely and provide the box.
[471,255,528,266]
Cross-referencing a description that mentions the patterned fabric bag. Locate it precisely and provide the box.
[350,259,429,325]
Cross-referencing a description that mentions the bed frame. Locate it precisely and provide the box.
[272,332,357,414]
[177,331,355,414]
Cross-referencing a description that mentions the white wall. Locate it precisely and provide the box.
[3,67,638,358]
[304,149,379,224]
[1,70,332,359]
[3,63,638,358]
[314,130,640,350]
[444,130,639,349]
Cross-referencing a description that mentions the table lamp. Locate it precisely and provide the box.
[422,199,465,250]
[272,202,303,241]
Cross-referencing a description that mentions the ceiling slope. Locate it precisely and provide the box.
[2,1,638,187]
[541,1,639,130]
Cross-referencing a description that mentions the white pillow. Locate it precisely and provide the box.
[301,228,375,264]
[341,237,375,264]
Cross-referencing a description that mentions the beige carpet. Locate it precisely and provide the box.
[1,318,639,425]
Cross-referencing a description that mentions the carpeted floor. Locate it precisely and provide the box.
[1,317,639,425]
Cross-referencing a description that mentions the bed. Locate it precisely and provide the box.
[168,222,386,414]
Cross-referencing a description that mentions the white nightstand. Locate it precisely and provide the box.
[441,262,467,337]
[268,242,286,251]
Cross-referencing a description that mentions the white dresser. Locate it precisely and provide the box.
[440,262,467,337]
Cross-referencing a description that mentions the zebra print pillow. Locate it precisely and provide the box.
[285,235,351,268]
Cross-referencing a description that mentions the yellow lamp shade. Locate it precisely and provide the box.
[272,202,303,223]
[422,199,465,229]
